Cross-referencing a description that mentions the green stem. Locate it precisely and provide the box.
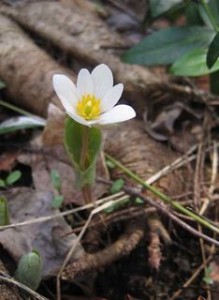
[200,0,219,32]
[105,153,219,235]
[0,99,33,117]
[80,125,89,170]
[82,184,93,204]
[80,126,93,204]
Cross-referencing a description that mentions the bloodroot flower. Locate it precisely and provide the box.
[53,64,136,126]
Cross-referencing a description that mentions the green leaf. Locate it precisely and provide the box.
[122,26,214,66]
[52,195,64,209]
[198,0,219,29]
[104,197,129,214]
[186,1,204,26]
[6,170,22,186]
[50,169,62,192]
[0,179,6,188]
[149,0,182,17]
[64,117,102,187]
[0,81,5,89]
[170,48,219,76]
[0,116,46,135]
[208,0,219,26]
[209,70,219,94]
[110,179,125,194]
[15,250,43,291]
[203,266,214,285]
[207,32,219,68]
[106,159,115,169]
[135,197,144,204]
[0,195,10,225]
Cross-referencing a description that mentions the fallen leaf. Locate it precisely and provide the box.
[0,188,85,278]
[0,152,19,171]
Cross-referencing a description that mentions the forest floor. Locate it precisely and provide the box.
[0,1,219,299]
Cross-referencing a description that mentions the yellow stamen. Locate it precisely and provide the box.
[76,94,101,120]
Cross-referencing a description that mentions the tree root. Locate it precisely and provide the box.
[0,1,162,116]
[0,1,214,119]
[62,220,145,280]
[0,13,76,117]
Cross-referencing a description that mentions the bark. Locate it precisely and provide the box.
[0,13,76,117]
[0,1,163,116]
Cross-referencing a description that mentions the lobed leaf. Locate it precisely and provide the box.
[149,0,182,17]
[122,26,214,66]
[207,32,219,69]
[170,48,219,76]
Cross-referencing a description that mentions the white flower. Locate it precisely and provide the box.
[52,64,136,126]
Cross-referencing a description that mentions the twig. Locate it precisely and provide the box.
[170,255,212,300]
[123,186,219,247]
[105,153,219,235]
[69,206,156,234]
[0,272,48,300]
[0,192,125,230]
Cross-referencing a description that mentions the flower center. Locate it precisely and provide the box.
[76,94,101,120]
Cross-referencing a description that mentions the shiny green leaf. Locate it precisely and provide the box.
[0,81,5,89]
[122,26,214,66]
[104,197,129,214]
[0,180,6,188]
[110,179,125,194]
[52,195,64,209]
[50,169,62,192]
[207,32,219,68]
[15,250,43,291]
[0,116,46,135]
[185,1,204,26]
[170,48,219,76]
[149,0,182,17]
[6,170,21,186]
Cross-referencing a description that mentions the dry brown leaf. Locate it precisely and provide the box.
[0,152,19,171]
[0,188,84,278]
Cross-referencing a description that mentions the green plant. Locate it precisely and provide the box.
[203,266,214,285]
[50,169,64,209]
[15,250,43,291]
[0,195,10,225]
[122,0,219,94]
[0,170,22,188]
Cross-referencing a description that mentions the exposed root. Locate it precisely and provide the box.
[62,220,145,280]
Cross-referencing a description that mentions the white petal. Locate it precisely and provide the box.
[77,68,93,97]
[91,64,113,99]
[98,105,136,125]
[66,111,91,127]
[53,74,78,112]
[101,84,124,112]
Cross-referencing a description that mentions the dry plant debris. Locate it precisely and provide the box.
[0,188,84,277]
